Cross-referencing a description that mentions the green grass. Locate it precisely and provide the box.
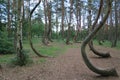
[93,40,120,49]
[1,38,120,64]
[0,38,68,64]
[0,54,14,63]
[116,41,120,49]
[39,46,63,57]
[23,38,67,64]
[23,38,67,57]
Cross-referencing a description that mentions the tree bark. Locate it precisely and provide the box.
[47,1,53,42]
[7,0,11,37]
[66,0,73,45]
[61,0,65,39]
[81,0,118,76]
[42,0,49,45]
[73,0,81,42]
[111,0,118,47]
[87,0,92,30]
[88,41,110,58]
[16,0,24,64]
[28,0,48,57]
[55,0,59,39]
[12,0,17,51]
[88,0,110,58]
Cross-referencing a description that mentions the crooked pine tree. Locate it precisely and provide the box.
[88,0,110,58]
[28,0,48,57]
[81,0,118,76]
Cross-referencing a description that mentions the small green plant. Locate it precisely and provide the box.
[0,29,15,54]
[10,50,33,66]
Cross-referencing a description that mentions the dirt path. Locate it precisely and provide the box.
[1,45,120,80]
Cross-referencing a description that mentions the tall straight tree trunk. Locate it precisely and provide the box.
[42,0,49,45]
[12,0,17,50]
[7,0,11,36]
[22,0,25,32]
[118,7,120,41]
[16,0,24,65]
[55,3,59,39]
[111,0,118,47]
[73,0,81,42]
[66,0,73,44]
[109,9,114,43]
[61,0,65,39]
[88,0,92,30]
[47,1,53,42]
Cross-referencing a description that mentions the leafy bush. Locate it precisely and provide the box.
[0,29,15,54]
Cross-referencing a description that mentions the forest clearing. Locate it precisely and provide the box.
[0,42,120,80]
[0,0,120,80]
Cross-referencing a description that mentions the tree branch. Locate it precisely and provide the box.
[30,0,41,17]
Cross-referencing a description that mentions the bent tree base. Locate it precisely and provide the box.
[81,42,118,76]
[89,41,111,58]
[87,0,110,58]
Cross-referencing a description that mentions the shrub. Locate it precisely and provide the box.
[0,29,15,54]
[10,50,33,66]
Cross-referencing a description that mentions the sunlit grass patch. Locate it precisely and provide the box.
[23,38,67,57]
[39,45,64,57]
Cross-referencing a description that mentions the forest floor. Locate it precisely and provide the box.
[0,43,120,80]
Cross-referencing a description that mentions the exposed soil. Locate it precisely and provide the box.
[0,44,120,80]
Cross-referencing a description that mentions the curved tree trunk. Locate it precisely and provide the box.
[88,41,110,58]
[89,0,110,58]
[28,0,48,57]
[81,0,118,76]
